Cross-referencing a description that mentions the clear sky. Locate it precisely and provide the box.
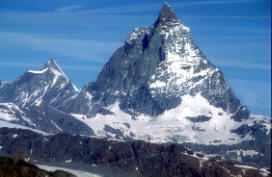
[0,0,270,116]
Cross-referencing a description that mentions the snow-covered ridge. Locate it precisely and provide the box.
[45,59,69,79]
[27,68,48,74]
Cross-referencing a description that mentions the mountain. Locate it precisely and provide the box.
[62,3,249,122]
[65,3,248,122]
[0,2,270,169]
[0,59,94,135]
[0,58,78,108]
[0,127,269,177]
[59,2,269,143]
[57,3,271,167]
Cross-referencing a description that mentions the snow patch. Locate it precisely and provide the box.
[38,164,102,177]
[234,164,258,170]
[65,159,72,163]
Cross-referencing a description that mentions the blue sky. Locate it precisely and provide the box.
[0,0,270,116]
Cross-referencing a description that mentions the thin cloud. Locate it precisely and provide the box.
[62,65,102,71]
[216,61,271,70]
[0,31,121,63]
[66,0,264,15]
[55,5,84,13]
[228,78,271,115]
[78,3,160,15]
[174,0,266,6]
[0,61,101,72]
[184,15,270,20]
[0,62,41,68]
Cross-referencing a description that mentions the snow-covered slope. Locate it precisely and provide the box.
[0,59,78,108]
[70,98,270,145]
[0,102,94,135]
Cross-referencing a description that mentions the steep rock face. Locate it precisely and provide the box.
[63,3,249,122]
[0,59,78,108]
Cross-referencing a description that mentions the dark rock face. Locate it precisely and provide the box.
[154,2,180,27]
[0,156,76,177]
[186,115,211,122]
[0,127,268,177]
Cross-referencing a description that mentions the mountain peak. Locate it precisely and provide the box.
[154,2,180,27]
[44,58,61,72]
[26,58,67,79]
[42,58,68,78]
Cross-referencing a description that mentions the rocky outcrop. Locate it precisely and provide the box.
[0,156,76,177]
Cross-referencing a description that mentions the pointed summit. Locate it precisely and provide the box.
[42,58,68,78]
[154,2,180,27]
[44,58,61,72]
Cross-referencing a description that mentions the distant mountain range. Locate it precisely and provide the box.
[0,2,270,171]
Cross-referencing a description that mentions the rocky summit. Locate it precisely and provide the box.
[0,2,271,170]
[62,3,249,122]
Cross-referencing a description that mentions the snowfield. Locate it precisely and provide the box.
[70,95,270,145]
